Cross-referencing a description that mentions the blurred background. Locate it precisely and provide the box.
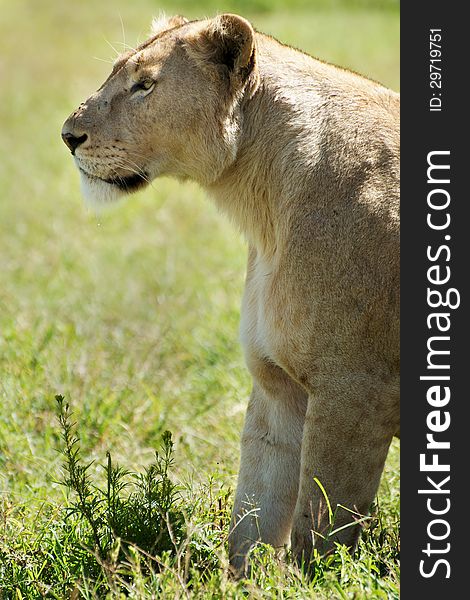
[0,0,399,498]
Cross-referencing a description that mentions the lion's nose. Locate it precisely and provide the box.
[61,132,88,155]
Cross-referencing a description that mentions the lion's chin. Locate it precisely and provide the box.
[79,170,126,208]
[77,166,151,209]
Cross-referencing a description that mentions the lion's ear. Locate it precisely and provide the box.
[150,14,188,36]
[190,14,256,79]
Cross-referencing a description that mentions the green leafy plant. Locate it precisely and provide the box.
[55,394,185,590]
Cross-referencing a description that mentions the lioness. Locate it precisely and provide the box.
[62,14,399,573]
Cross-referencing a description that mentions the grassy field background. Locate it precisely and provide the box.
[0,0,399,597]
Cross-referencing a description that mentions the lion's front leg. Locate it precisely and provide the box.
[291,373,398,564]
[229,363,307,576]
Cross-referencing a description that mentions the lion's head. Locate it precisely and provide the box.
[61,14,259,205]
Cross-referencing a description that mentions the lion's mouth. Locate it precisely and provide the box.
[78,166,148,193]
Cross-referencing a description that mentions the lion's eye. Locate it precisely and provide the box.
[131,79,155,94]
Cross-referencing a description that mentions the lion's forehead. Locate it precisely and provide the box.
[112,42,174,80]
[110,51,134,74]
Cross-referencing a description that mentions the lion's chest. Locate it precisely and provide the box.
[239,253,313,383]
[239,258,275,362]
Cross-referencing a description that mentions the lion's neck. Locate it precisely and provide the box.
[206,74,324,258]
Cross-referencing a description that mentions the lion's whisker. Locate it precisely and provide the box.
[102,35,121,59]
[93,56,115,65]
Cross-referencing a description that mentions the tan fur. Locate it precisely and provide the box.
[62,14,400,574]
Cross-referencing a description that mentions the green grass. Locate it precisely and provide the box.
[0,0,399,597]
